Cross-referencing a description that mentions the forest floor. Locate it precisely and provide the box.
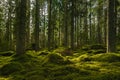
[0,46,120,80]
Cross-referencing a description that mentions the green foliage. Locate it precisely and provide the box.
[0,51,14,56]
[78,54,92,62]
[82,44,106,54]
[0,62,23,76]
[12,54,35,62]
[90,44,106,50]
[50,66,90,80]
[0,50,120,80]
[53,47,73,56]
[25,70,45,80]
[47,53,64,63]
[117,45,120,52]
[74,53,120,62]
[38,51,49,56]
[12,75,25,80]
[0,41,10,51]
[42,53,71,65]
[92,53,120,62]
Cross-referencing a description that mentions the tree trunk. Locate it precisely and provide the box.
[64,0,68,47]
[26,0,30,49]
[16,0,27,54]
[34,0,40,51]
[48,0,52,50]
[107,0,116,52]
[71,0,75,49]
[5,0,12,50]
[97,0,102,44]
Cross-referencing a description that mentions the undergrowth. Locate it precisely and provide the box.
[0,49,120,80]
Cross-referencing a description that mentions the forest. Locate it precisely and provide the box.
[0,0,120,80]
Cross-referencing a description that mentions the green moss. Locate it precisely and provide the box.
[42,53,71,65]
[12,75,25,80]
[26,75,45,80]
[0,50,120,80]
[0,51,14,56]
[53,47,66,53]
[78,54,92,62]
[12,54,35,62]
[82,44,106,54]
[47,53,64,63]
[38,51,49,56]
[92,53,120,62]
[0,62,23,76]
[94,72,120,80]
[89,44,106,50]
[25,70,46,80]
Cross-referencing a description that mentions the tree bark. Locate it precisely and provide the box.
[107,0,116,52]
[48,0,52,50]
[71,0,75,49]
[16,0,27,54]
[34,0,40,51]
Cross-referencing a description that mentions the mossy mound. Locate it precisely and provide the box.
[92,72,120,80]
[38,51,49,56]
[89,44,106,50]
[92,53,120,62]
[47,53,64,63]
[42,53,71,65]
[53,47,73,56]
[26,75,45,80]
[0,62,23,76]
[60,48,73,56]
[78,54,92,62]
[47,66,90,80]
[12,54,35,62]
[24,70,46,80]
[77,72,120,80]
[73,53,120,63]
[82,44,106,54]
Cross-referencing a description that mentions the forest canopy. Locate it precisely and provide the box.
[0,0,120,53]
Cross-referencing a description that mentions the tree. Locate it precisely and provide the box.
[48,0,52,50]
[16,0,27,54]
[71,0,75,49]
[4,0,15,51]
[107,0,116,52]
[0,0,119,52]
[34,0,40,51]
[64,0,68,47]
[26,0,31,49]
